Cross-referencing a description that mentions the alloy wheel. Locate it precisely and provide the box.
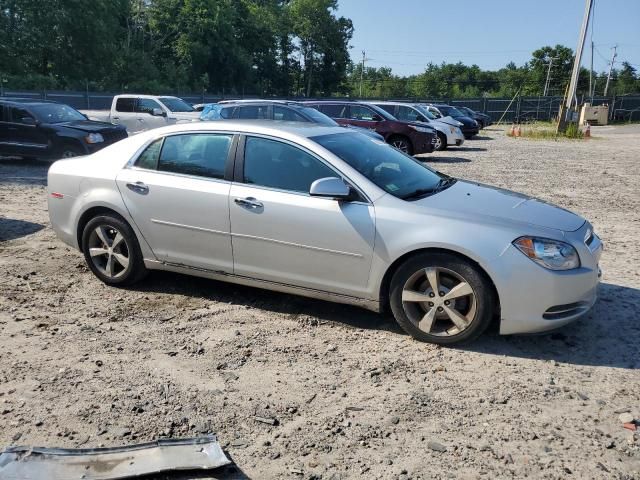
[392,139,408,153]
[434,135,443,150]
[87,224,130,279]
[401,267,477,336]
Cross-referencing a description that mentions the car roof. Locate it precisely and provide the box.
[150,120,348,139]
[372,101,421,107]
[0,98,60,106]
[218,99,305,106]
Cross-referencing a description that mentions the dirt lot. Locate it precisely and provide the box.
[1,124,639,479]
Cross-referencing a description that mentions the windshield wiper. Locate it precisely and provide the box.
[433,176,457,193]
[401,188,436,201]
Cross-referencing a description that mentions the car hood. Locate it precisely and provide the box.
[435,116,463,128]
[415,180,585,232]
[405,121,435,133]
[54,120,123,132]
[451,115,477,127]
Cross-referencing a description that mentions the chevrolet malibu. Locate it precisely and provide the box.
[47,122,602,345]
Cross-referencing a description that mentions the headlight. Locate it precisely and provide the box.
[449,127,455,134]
[84,133,104,144]
[513,236,580,270]
[409,125,432,133]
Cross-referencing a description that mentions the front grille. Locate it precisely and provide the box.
[543,302,590,320]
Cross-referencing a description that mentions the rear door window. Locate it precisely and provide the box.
[235,105,268,119]
[377,105,396,116]
[115,98,136,112]
[318,104,347,118]
[348,105,377,121]
[157,134,232,179]
[134,138,164,170]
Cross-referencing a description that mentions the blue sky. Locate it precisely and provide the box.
[336,0,640,76]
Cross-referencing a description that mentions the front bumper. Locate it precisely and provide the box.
[462,126,479,137]
[445,129,465,146]
[493,223,603,335]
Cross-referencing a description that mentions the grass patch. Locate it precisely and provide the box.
[506,122,585,140]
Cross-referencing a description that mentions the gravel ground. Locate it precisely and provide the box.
[1,124,639,479]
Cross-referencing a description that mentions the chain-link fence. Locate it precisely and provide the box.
[2,89,639,123]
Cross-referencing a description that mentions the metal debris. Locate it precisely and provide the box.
[0,435,230,480]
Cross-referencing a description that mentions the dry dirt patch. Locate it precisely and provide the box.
[1,125,639,479]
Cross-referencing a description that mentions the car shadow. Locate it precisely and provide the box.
[471,135,493,141]
[462,283,640,370]
[132,271,398,333]
[0,157,49,186]
[427,156,472,164]
[134,275,638,370]
[0,218,45,241]
[452,147,487,152]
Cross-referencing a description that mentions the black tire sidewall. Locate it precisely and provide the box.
[81,214,146,286]
[389,136,413,156]
[389,252,494,345]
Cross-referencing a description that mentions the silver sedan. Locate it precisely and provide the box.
[47,121,602,345]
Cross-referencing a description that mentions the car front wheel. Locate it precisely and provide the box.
[435,132,447,151]
[389,252,495,345]
[81,214,147,286]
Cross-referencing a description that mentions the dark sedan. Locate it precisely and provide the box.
[457,106,493,129]
[0,99,127,160]
[425,104,479,139]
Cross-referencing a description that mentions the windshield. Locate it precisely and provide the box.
[312,132,449,200]
[437,106,465,117]
[413,105,437,120]
[30,104,86,123]
[300,107,338,126]
[158,97,195,113]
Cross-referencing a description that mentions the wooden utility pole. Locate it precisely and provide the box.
[558,0,593,132]
[604,45,617,96]
[359,50,366,98]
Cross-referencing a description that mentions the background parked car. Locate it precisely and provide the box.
[424,104,479,139]
[83,94,200,134]
[198,100,385,141]
[457,106,493,129]
[304,101,435,155]
[373,102,465,151]
[0,98,127,160]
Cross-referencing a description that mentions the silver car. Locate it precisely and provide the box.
[47,121,602,345]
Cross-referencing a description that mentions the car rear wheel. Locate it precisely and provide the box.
[389,252,495,345]
[81,214,147,286]
[435,132,447,151]
[389,136,413,156]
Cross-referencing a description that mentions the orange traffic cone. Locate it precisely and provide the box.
[515,125,521,137]
[509,124,516,136]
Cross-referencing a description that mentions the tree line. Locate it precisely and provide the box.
[0,0,353,96]
[346,45,640,99]
[1,1,638,99]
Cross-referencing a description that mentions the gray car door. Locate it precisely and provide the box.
[229,135,376,298]
[115,132,235,272]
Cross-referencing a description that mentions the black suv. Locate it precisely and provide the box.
[0,99,127,160]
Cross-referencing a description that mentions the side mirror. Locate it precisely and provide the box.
[152,108,165,117]
[21,117,37,126]
[309,177,353,200]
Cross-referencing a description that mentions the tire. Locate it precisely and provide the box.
[389,252,495,345]
[435,132,447,151]
[388,136,413,156]
[60,144,84,159]
[81,214,147,286]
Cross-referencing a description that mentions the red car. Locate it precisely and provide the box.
[303,101,436,155]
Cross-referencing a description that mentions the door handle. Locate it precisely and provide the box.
[112,117,120,120]
[234,197,263,209]
[126,181,149,195]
